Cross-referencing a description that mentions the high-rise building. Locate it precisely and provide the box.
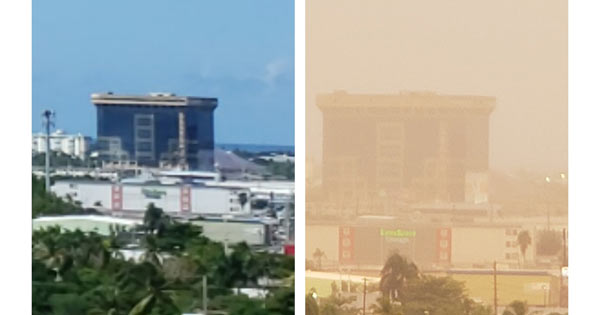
[318,91,495,206]
[92,92,217,171]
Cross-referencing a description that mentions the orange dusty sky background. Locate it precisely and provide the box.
[306,0,567,173]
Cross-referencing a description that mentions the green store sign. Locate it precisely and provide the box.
[380,228,416,238]
[142,188,167,199]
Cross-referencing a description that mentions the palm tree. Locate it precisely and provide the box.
[221,242,260,291]
[502,300,529,315]
[517,231,532,267]
[32,227,72,281]
[122,263,180,315]
[105,228,125,261]
[72,232,111,268]
[238,192,248,210]
[379,253,418,302]
[313,248,326,270]
[140,235,163,267]
[306,293,319,315]
[143,203,168,234]
[370,297,403,315]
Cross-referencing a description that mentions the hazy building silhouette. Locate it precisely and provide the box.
[318,91,495,210]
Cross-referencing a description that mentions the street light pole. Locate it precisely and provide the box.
[362,277,367,315]
[544,176,551,230]
[493,261,498,315]
[202,275,208,315]
[42,110,54,192]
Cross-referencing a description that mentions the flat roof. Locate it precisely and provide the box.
[33,215,139,226]
[317,90,495,113]
[91,93,217,108]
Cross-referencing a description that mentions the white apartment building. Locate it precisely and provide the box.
[32,130,90,159]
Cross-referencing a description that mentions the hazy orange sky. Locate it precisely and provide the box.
[307,0,567,173]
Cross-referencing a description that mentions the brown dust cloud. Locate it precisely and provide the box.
[305,0,568,313]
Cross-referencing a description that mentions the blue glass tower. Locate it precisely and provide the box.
[92,93,217,171]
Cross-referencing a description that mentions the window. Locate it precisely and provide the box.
[137,142,152,152]
[136,117,152,126]
[137,129,151,138]
[439,251,448,260]
[506,241,511,247]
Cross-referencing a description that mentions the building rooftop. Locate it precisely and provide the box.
[317,90,495,113]
[91,92,217,108]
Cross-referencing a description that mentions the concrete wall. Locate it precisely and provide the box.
[451,227,521,265]
[306,225,339,266]
[193,221,266,246]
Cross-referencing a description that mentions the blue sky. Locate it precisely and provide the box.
[32,0,294,146]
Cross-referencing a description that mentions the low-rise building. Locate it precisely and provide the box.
[51,180,252,217]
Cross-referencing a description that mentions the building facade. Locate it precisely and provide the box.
[306,220,530,271]
[52,180,251,216]
[92,92,217,171]
[318,91,495,206]
[32,130,90,159]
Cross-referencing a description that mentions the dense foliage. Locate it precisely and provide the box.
[32,151,99,168]
[231,149,295,180]
[32,205,294,314]
[32,175,88,218]
[311,254,493,315]
[265,161,294,180]
[536,229,564,256]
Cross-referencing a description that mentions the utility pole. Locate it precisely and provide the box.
[362,277,367,315]
[493,261,498,315]
[284,200,291,242]
[42,110,54,192]
[545,176,551,230]
[202,275,208,315]
[559,228,567,307]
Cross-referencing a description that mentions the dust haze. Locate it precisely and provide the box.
[305,0,568,312]
[306,0,567,173]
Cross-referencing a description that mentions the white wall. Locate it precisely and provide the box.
[122,185,181,213]
[451,227,521,265]
[306,225,340,264]
[52,181,252,216]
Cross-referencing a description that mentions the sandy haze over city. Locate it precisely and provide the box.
[306,0,567,174]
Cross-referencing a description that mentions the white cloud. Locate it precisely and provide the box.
[262,58,287,86]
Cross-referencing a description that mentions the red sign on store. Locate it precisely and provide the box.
[180,185,191,213]
[339,226,354,263]
[111,185,122,211]
[284,244,295,256]
[437,228,452,263]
